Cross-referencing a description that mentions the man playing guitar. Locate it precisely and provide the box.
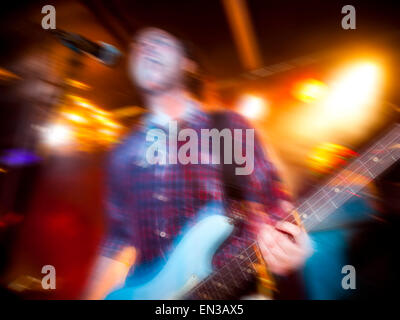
[83,27,311,300]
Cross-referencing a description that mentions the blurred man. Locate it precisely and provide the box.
[83,27,311,300]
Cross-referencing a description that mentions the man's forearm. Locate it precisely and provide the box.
[82,247,136,300]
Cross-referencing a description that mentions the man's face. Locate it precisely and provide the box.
[130,28,185,93]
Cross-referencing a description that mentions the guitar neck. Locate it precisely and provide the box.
[187,124,400,299]
[185,242,260,299]
[294,124,400,231]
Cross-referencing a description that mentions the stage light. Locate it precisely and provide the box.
[324,62,381,121]
[62,112,87,124]
[308,142,358,175]
[76,100,93,110]
[292,78,328,103]
[65,79,91,90]
[103,120,121,129]
[0,149,41,167]
[0,67,20,81]
[92,114,121,129]
[43,124,73,146]
[112,106,147,119]
[98,128,116,136]
[70,96,110,116]
[237,95,267,119]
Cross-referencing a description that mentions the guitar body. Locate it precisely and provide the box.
[105,124,400,300]
[106,202,234,300]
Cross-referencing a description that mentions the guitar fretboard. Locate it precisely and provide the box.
[186,124,400,299]
[295,124,400,231]
[185,242,259,299]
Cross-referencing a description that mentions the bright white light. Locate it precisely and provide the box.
[43,124,72,146]
[237,95,267,119]
[324,62,381,121]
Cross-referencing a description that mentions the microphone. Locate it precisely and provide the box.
[51,29,122,67]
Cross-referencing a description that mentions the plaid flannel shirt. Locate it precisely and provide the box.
[100,101,292,271]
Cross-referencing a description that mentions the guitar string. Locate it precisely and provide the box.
[279,129,400,229]
[187,248,258,298]
[299,147,398,231]
[187,126,400,298]
[190,133,400,298]
[221,126,399,228]
[210,130,399,293]
[192,256,258,299]
[301,136,400,230]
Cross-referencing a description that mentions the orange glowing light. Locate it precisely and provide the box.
[99,128,116,136]
[92,114,121,128]
[292,78,328,103]
[0,67,20,81]
[49,95,124,151]
[65,79,91,90]
[62,112,88,124]
[308,142,358,175]
[68,95,110,116]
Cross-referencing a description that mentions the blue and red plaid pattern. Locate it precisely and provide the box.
[100,103,292,269]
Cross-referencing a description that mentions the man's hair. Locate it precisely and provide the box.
[181,39,205,99]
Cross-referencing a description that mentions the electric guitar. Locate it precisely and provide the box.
[106,124,400,300]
